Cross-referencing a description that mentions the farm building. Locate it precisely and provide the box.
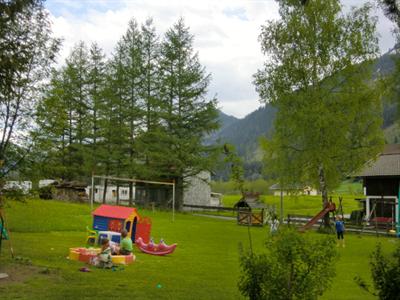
[39,179,56,188]
[356,144,400,233]
[269,183,318,196]
[86,185,134,204]
[53,181,88,202]
[135,171,220,208]
[4,181,32,193]
[182,171,219,206]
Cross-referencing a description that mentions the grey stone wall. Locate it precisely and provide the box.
[183,171,212,206]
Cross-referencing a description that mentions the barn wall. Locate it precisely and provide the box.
[365,177,400,196]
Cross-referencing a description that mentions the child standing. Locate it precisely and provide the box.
[119,229,133,255]
[335,216,345,247]
[269,215,279,235]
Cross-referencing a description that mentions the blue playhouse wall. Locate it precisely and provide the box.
[93,216,110,231]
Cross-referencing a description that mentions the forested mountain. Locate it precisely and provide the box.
[208,105,276,160]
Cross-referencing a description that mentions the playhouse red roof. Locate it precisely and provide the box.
[92,204,136,219]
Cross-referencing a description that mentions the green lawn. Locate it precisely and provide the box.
[0,199,397,299]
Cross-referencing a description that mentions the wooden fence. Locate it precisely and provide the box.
[287,214,396,235]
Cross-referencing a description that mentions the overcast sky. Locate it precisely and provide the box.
[45,0,397,118]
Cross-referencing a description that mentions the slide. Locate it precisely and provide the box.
[300,202,336,231]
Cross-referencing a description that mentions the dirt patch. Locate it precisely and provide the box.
[0,264,55,285]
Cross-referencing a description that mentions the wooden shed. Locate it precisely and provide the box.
[356,144,400,233]
[53,181,88,202]
[234,192,266,226]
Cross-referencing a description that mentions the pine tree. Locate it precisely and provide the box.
[135,18,164,181]
[35,42,92,180]
[119,19,144,179]
[35,69,70,179]
[158,18,219,207]
[86,42,107,175]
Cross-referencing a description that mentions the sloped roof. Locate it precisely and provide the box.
[92,204,137,219]
[357,145,400,177]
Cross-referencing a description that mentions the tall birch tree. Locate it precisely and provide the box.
[0,0,60,177]
[255,0,384,225]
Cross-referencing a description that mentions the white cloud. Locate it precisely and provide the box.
[46,0,396,119]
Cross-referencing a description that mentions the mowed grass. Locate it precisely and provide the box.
[222,194,363,216]
[0,199,397,299]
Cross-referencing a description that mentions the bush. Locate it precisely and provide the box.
[238,228,337,300]
[2,188,27,202]
[370,243,400,300]
[38,185,54,199]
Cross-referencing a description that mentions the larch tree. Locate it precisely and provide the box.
[35,69,70,179]
[136,18,164,181]
[62,42,91,179]
[86,42,107,176]
[34,42,97,181]
[158,18,220,207]
[117,18,144,203]
[255,0,384,225]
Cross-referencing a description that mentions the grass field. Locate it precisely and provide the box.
[0,199,397,299]
[211,179,363,196]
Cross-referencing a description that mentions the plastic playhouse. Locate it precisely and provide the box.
[69,204,177,266]
[92,204,152,244]
[69,204,152,266]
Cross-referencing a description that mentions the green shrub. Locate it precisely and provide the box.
[38,185,54,199]
[238,228,337,300]
[2,188,27,202]
[370,243,400,300]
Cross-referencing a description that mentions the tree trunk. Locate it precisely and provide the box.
[318,165,330,227]
[174,177,184,210]
[102,178,108,204]
[129,182,133,207]
[116,183,120,205]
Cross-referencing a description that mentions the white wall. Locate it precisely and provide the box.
[86,185,135,203]
[39,179,56,188]
[4,181,32,193]
[183,171,213,206]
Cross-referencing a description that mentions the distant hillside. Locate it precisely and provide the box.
[208,105,276,160]
[217,111,238,132]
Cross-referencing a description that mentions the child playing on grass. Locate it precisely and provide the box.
[335,215,345,248]
[119,229,133,255]
[98,238,113,268]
